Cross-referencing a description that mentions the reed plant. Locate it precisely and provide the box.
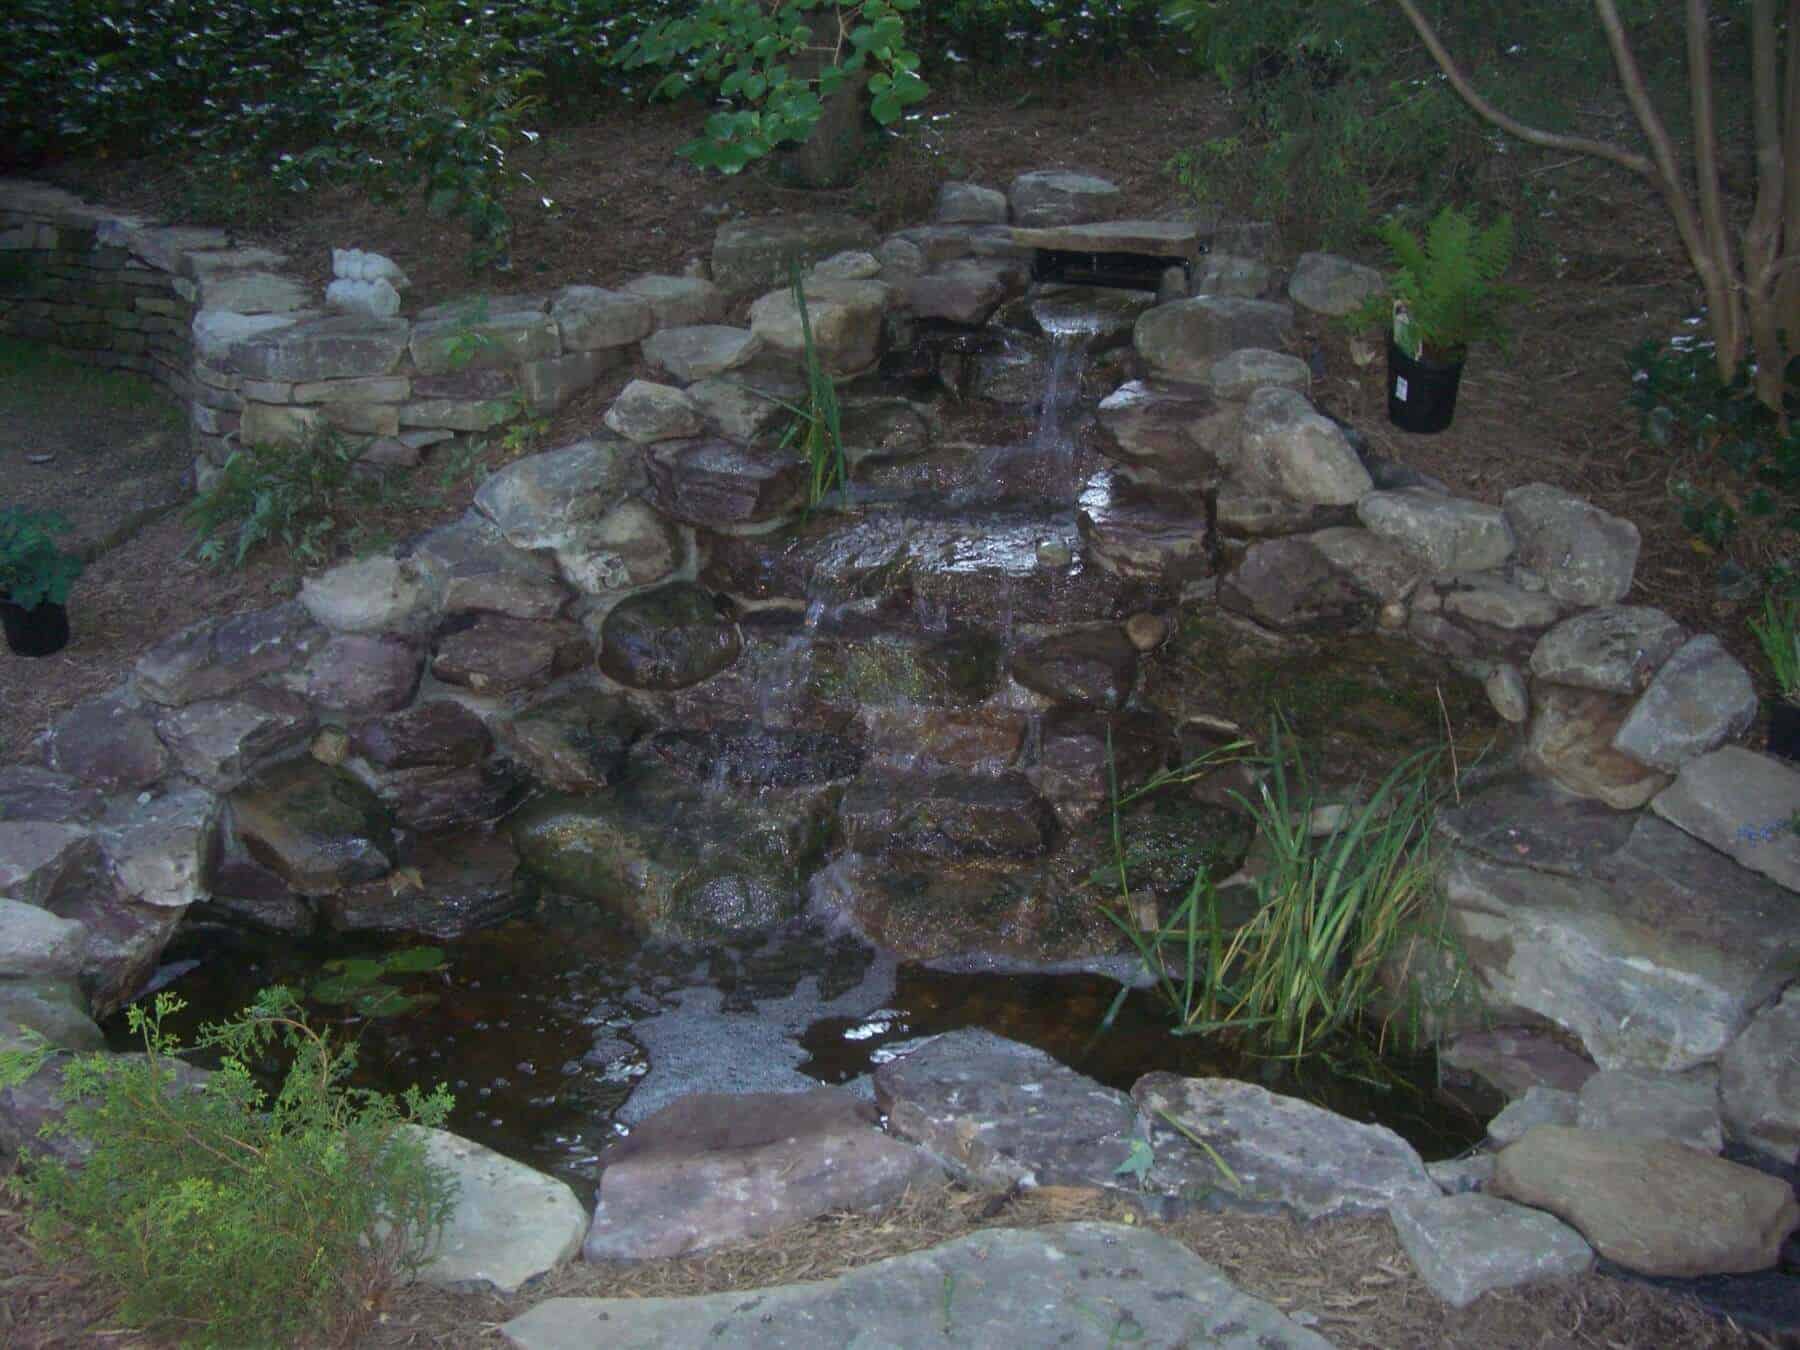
[764,261,848,509]
[1102,720,1458,1060]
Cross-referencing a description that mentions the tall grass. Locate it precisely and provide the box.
[1102,720,1461,1060]
[754,261,848,510]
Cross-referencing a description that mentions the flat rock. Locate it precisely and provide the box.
[749,277,888,374]
[583,1088,939,1262]
[933,180,1008,225]
[1008,626,1137,710]
[1193,252,1274,298]
[504,1222,1332,1350]
[1134,296,1294,383]
[1209,347,1310,400]
[1611,635,1757,772]
[1236,387,1372,506]
[1649,745,1800,892]
[839,773,1056,861]
[408,1126,586,1295]
[473,440,645,553]
[320,830,524,937]
[134,603,326,708]
[872,1030,1138,1191]
[640,323,763,383]
[1390,1192,1593,1308]
[711,214,878,294]
[1441,814,1800,1070]
[38,690,171,792]
[1134,1074,1439,1220]
[500,683,645,793]
[1093,380,1218,474]
[350,699,491,771]
[1502,482,1640,606]
[0,977,104,1054]
[1305,526,1423,605]
[432,615,587,695]
[1529,606,1686,694]
[1720,987,1800,1165]
[1077,472,1212,586]
[644,437,807,529]
[0,898,88,980]
[227,314,410,382]
[1013,219,1202,258]
[1577,1068,1723,1153]
[1441,1025,1597,1099]
[304,634,424,717]
[901,259,1024,327]
[1491,1126,1800,1276]
[555,499,682,599]
[1524,683,1671,809]
[0,768,103,826]
[551,285,654,352]
[409,307,559,377]
[1356,489,1515,573]
[95,785,220,911]
[620,273,726,328]
[1287,251,1385,317]
[226,759,394,894]
[299,556,442,637]
[153,687,317,792]
[0,821,97,911]
[412,516,570,621]
[1007,170,1123,227]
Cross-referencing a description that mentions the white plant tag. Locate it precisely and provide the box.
[1395,375,1410,401]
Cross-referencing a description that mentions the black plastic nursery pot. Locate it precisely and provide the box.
[1386,338,1466,435]
[1769,700,1800,762]
[1,599,71,658]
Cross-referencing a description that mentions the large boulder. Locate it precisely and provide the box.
[1356,489,1514,573]
[1134,297,1294,383]
[1286,252,1385,317]
[1610,635,1758,772]
[597,582,743,692]
[1006,170,1122,227]
[1649,745,1800,892]
[473,440,645,554]
[749,277,888,375]
[1235,387,1372,506]
[1502,482,1640,606]
[1389,1193,1592,1309]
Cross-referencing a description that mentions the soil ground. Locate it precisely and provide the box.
[0,67,1790,1349]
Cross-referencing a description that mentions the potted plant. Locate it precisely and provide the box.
[0,507,84,657]
[1749,588,1800,760]
[1353,205,1523,434]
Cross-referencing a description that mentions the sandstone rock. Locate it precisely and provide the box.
[305,634,424,717]
[583,1088,938,1261]
[1008,626,1137,710]
[621,273,726,328]
[643,438,807,529]
[1649,744,1800,892]
[597,582,742,692]
[299,555,441,636]
[520,350,619,415]
[227,314,409,382]
[1611,635,1758,773]
[685,374,795,442]
[1357,489,1515,572]
[473,439,645,553]
[1237,387,1372,506]
[411,516,570,621]
[1390,1193,1593,1308]
[711,214,878,294]
[432,615,587,695]
[1524,683,1670,809]
[1006,171,1122,228]
[1719,988,1800,1165]
[1134,1073,1439,1220]
[1577,1068,1723,1153]
[1502,482,1641,606]
[551,285,654,351]
[1077,475,1212,585]
[1491,1126,1799,1276]
[1287,252,1385,317]
[409,307,559,377]
[1134,297,1294,383]
[39,690,170,792]
[933,181,1009,225]
[1488,1086,1578,1146]
[1528,606,1686,694]
[749,277,888,374]
[873,1030,1138,1191]
[641,324,762,383]
[602,379,704,443]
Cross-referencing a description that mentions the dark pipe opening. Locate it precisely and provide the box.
[1032,248,1190,292]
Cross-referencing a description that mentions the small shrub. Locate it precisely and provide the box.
[2,989,455,1349]
[185,432,399,570]
[0,507,84,608]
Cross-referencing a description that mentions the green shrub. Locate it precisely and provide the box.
[184,432,399,570]
[2,989,455,1349]
[0,507,84,609]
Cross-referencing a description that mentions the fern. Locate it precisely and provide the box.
[1357,206,1523,360]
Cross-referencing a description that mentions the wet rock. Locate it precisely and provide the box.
[933,181,1008,225]
[320,829,525,937]
[1125,612,1169,651]
[1093,380,1221,477]
[350,700,490,770]
[839,773,1056,860]
[597,582,742,691]
[1287,251,1385,317]
[902,260,1025,327]
[95,785,220,911]
[643,437,807,529]
[621,273,725,328]
[1649,745,1800,892]
[38,690,171,792]
[1023,284,1155,349]
[1490,1126,1800,1276]
[1442,1026,1597,1100]
[1077,473,1212,585]
[584,1088,938,1261]
[227,314,410,382]
[473,439,645,553]
[552,284,654,352]
[1488,1086,1578,1146]
[305,634,424,717]
[602,379,704,443]
[203,840,317,934]
[411,515,571,621]
[0,898,88,980]
[711,214,878,294]
[1213,488,1350,541]
[749,277,888,374]
[1357,489,1515,572]
[1390,1193,1593,1309]
[1502,482,1641,606]
[1440,814,1800,1070]
[509,774,828,936]
[153,687,317,791]
[0,768,103,826]
[1007,171,1122,228]
[1611,635,1757,772]
[410,1126,587,1296]
[556,498,682,599]
[874,1029,1137,1191]
[1528,606,1686,695]
[1134,1074,1439,1220]
[839,398,930,463]
[299,555,441,637]
[1577,1068,1723,1154]
[859,707,1026,776]
[1208,347,1310,399]
[1220,536,1373,634]
[431,614,588,695]
[640,324,762,383]
[500,682,646,792]
[1524,684,1670,809]
[1720,987,1800,1165]
[227,759,395,894]
[1235,387,1371,506]
[48,885,187,1020]
[1027,707,1171,828]
[1134,297,1295,383]
[1009,626,1138,709]
[638,725,862,790]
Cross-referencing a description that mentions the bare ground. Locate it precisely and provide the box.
[0,68,1789,1348]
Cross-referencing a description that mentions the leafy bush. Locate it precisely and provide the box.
[2,989,455,1348]
[184,432,398,570]
[915,0,1170,74]
[0,507,84,608]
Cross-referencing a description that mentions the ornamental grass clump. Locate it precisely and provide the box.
[1,988,455,1349]
[1103,721,1463,1060]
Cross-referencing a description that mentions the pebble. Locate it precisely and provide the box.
[1124,612,1168,651]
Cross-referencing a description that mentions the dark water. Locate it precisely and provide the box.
[117,899,1489,1205]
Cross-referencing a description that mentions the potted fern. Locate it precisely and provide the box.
[0,507,84,657]
[1354,206,1522,434]
[1749,589,1800,760]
